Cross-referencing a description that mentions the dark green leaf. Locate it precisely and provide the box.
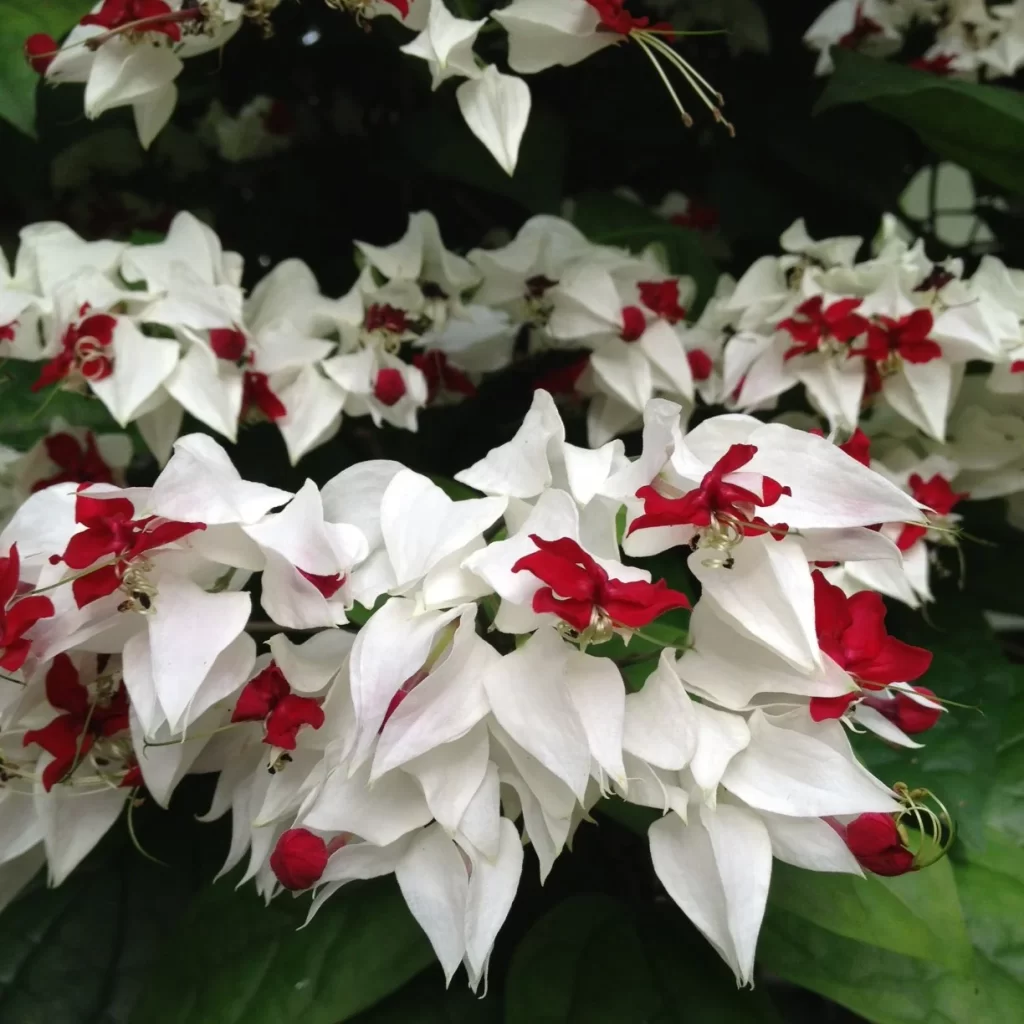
[403,99,566,215]
[0,360,123,450]
[505,893,659,1024]
[853,596,1017,848]
[131,878,432,1024]
[571,192,718,314]
[816,49,1024,196]
[769,857,971,972]
[506,893,782,1024]
[0,0,88,137]
[349,971,499,1024]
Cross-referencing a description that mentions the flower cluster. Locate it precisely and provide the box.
[0,208,712,464]
[0,391,956,988]
[681,213,1024,605]
[806,0,1024,77]
[27,0,729,174]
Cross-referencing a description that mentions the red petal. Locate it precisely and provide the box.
[72,564,123,608]
[600,577,690,628]
[373,368,407,407]
[687,349,713,381]
[512,535,602,601]
[44,654,89,717]
[209,328,248,362]
[298,569,345,599]
[0,544,20,607]
[854,635,933,687]
[265,695,325,750]
[531,588,594,633]
[232,663,290,723]
[809,691,859,722]
[75,492,135,527]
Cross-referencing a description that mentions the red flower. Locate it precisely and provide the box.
[0,320,16,342]
[55,491,205,608]
[809,690,860,723]
[374,368,407,407]
[270,829,329,891]
[669,204,719,232]
[0,545,54,672]
[619,306,647,342]
[629,444,791,536]
[412,350,477,403]
[364,304,409,335]
[687,349,713,382]
[777,297,868,360]
[32,310,117,392]
[908,54,955,75]
[843,813,915,876]
[512,535,689,634]
[856,310,942,366]
[809,427,871,467]
[638,281,686,325]
[533,356,589,396]
[231,662,324,750]
[811,571,932,687]
[895,473,967,551]
[80,0,186,41]
[209,328,249,363]
[24,34,57,75]
[838,4,883,49]
[298,569,346,599]
[32,432,116,492]
[863,685,942,735]
[22,654,130,791]
[586,0,668,35]
[263,100,295,137]
[1011,360,1024,374]
[243,371,287,422]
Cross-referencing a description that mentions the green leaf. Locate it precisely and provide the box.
[758,908,1012,1024]
[505,893,659,1024]
[570,192,718,314]
[0,0,88,137]
[0,360,123,450]
[0,846,196,1024]
[768,858,972,972]
[815,49,1024,196]
[853,596,1017,848]
[506,894,782,1023]
[131,878,433,1024]
[349,972,500,1024]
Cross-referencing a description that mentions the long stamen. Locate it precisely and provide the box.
[631,35,694,127]
[639,33,735,136]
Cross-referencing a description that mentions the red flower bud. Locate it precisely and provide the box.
[374,368,407,407]
[270,828,329,891]
[25,34,57,75]
[845,813,915,876]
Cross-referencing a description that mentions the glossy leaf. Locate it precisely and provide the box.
[769,858,971,972]
[505,893,782,1023]
[131,878,432,1024]
[816,49,1024,196]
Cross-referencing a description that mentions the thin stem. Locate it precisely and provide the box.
[0,672,25,686]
